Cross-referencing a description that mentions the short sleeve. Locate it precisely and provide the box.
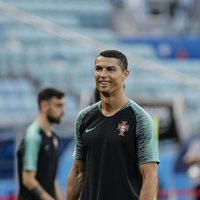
[136,111,160,165]
[72,102,101,161]
[23,129,41,171]
[73,112,86,161]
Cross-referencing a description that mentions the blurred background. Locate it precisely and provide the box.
[0,0,200,199]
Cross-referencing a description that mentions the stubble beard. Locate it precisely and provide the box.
[47,114,61,124]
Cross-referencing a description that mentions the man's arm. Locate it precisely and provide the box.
[66,160,85,200]
[139,162,158,200]
[22,170,55,200]
[54,180,63,200]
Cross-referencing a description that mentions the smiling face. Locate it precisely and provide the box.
[95,56,129,97]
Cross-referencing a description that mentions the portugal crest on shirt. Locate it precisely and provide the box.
[117,121,129,136]
[53,137,58,149]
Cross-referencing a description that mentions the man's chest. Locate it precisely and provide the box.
[81,110,137,149]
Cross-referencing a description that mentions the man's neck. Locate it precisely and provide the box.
[101,94,129,117]
[37,114,52,136]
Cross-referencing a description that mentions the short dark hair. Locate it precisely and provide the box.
[96,50,128,71]
[38,88,65,110]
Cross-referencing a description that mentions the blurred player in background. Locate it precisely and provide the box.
[17,88,65,200]
[66,50,159,200]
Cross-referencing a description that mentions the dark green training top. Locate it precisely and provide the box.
[73,99,159,200]
[17,121,59,200]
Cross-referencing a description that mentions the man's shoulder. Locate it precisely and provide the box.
[78,101,100,118]
[127,99,152,120]
[127,99,144,113]
[25,121,41,141]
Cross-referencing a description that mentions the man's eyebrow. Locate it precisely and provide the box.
[107,65,117,68]
[95,65,116,68]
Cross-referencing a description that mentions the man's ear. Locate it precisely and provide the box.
[122,70,129,80]
[40,101,48,112]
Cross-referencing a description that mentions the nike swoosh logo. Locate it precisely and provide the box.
[85,127,96,133]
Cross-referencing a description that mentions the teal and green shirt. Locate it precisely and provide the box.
[73,99,159,200]
[17,121,59,200]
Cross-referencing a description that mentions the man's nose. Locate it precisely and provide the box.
[100,68,107,77]
[61,106,65,113]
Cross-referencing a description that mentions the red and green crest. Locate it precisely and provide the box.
[117,121,129,136]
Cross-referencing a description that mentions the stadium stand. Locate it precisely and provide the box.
[0,0,200,199]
